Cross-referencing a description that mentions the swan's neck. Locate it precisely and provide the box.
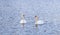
[21,15,25,19]
[22,17,24,19]
[35,18,38,23]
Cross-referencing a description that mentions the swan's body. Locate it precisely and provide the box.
[20,19,27,23]
[35,20,44,24]
[35,16,44,27]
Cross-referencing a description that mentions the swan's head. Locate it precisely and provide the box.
[22,14,25,17]
[35,16,38,21]
[35,16,38,18]
[35,16,37,17]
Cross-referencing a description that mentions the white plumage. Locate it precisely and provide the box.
[35,16,45,25]
[20,19,27,23]
[20,14,27,24]
[35,20,44,24]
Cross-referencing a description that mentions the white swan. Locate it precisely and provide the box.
[20,14,27,27]
[35,16,44,27]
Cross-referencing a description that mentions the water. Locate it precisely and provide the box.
[0,0,60,35]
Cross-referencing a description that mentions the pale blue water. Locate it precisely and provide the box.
[0,0,60,35]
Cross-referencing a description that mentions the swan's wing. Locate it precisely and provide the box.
[20,20,27,23]
[20,20,23,23]
[37,20,44,24]
[23,20,27,23]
